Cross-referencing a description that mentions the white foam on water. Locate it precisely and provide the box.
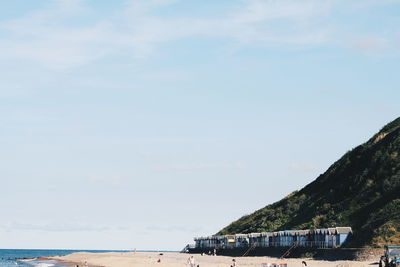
[18,259,57,267]
[33,263,54,267]
[19,259,36,262]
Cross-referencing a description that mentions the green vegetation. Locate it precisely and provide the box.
[218,117,400,247]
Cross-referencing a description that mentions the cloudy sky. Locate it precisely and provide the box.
[0,0,399,250]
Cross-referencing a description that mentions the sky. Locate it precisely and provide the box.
[0,0,399,250]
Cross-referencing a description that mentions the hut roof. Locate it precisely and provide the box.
[235,234,248,238]
[298,230,309,235]
[311,229,320,234]
[327,228,337,234]
[336,227,352,234]
[261,232,273,237]
[274,231,285,236]
[288,231,298,236]
[249,233,261,237]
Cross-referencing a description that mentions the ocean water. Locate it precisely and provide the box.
[0,249,127,267]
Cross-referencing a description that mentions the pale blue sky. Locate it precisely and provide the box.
[0,0,399,250]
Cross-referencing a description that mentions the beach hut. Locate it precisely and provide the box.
[326,228,337,247]
[336,227,352,246]
[296,229,310,247]
[235,234,249,248]
[210,236,217,248]
[248,233,262,247]
[276,231,286,247]
[195,236,211,249]
[283,230,298,247]
[225,235,236,249]
[215,235,226,249]
[310,228,328,247]
[260,232,272,247]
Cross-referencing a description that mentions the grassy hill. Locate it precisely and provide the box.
[218,117,400,247]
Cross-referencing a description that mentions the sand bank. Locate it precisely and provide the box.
[49,252,377,267]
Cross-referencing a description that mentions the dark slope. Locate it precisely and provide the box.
[218,117,400,247]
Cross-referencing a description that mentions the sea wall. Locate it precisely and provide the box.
[188,247,382,261]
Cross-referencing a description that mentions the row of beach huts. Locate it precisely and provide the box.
[192,227,352,250]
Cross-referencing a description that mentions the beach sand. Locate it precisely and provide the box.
[48,252,377,267]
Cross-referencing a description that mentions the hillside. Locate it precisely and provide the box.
[218,117,400,247]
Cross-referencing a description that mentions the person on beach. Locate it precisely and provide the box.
[187,256,195,267]
[302,261,307,266]
[231,258,236,267]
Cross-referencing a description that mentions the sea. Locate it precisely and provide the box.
[0,249,128,267]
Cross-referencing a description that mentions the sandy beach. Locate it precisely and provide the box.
[48,252,377,267]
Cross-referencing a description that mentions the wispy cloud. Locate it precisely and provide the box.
[353,38,387,50]
[0,0,398,69]
[351,36,400,56]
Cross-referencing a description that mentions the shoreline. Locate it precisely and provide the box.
[20,258,69,267]
[38,257,82,267]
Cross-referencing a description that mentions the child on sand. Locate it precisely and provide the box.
[187,256,195,267]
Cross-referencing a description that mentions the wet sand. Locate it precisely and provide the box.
[48,252,377,267]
